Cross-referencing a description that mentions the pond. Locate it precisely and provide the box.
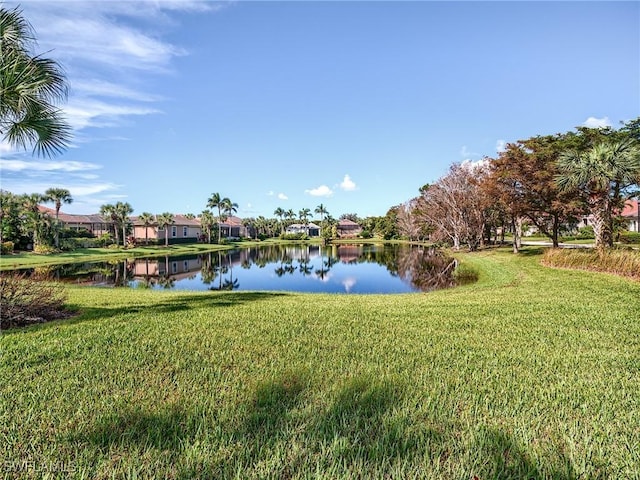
[20,243,466,294]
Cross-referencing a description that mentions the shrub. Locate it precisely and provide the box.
[279,233,307,241]
[619,232,640,245]
[542,248,640,280]
[33,244,59,255]
[1,241,14,255]
[0,272,69,329]
[360,230,372,239]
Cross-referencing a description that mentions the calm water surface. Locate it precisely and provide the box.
[25,244,462,294]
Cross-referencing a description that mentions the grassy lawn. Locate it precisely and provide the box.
[1,247,639,479]
[0,243,230,271]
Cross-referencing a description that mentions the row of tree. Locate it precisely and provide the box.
[397,120,640,251]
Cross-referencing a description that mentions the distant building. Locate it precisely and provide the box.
[286,223,321,237]
[337,219,362,238]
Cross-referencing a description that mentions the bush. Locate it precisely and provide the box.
[33,244,59,255]
[0,272,69,329]
[619,231,640,245]
[279,233,308,241]
[359,230,372,239]
[1,241,14,255]
[542,248,640,280]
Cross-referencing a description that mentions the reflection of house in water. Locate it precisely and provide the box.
[337,245,361,263]
[133,256,202,280]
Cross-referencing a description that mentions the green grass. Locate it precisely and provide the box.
[0,243,230,271]
[1,247,639,479]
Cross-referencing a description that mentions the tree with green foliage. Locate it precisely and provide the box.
[138,212,154,245]
[0,190,22,245]
[114,202,133,247]
[44,187,72,247]
[298,208,311,235]
[0,6,71,157]
[156,212,175,247]
[220,198,238,238]
[557,138,640,249]
[199,210,215,243]
[274,207,285,234]
[99,204,119,246]
[315,203,328,235]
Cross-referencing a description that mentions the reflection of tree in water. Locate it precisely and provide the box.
[157,274,175,289]
[396,246,457,292]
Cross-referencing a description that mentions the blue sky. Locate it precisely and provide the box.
[1,1,638,219]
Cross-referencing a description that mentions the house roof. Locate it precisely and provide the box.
[338,219,360,227]
[287,223,320,229]
[621,200,639,217]
[38,206,107,224]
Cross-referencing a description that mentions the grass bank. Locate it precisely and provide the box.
[1,248,639,479]
[0,243,230,271]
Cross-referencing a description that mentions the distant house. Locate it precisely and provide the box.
[580,199,640,233]
[219,216,247,239]
[132,214,202,244]
[337,219,362,238]
[621,199,639,233]
[38,206,110,236]
[286,223,320,237]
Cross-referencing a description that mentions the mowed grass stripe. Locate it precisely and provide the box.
[1,247,639,479]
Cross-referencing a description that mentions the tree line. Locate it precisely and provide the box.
[396,119,640,252]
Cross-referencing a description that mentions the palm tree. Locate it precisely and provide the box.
[315,203,328,235]
[138,212,154,245]
[156,212,175,247]
[114,202,133,246]
[44,187,72,247]
[100,204,119,245]
[557,138,640,249]
[285,209,296,227]
[0,6,72,157]
[199,210,215,243]
[21,193,48,246]
[274,207,285,234]
[221,198,238,238]
[299,208,311,235]
[207,192,226,244]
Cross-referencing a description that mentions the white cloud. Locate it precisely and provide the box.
[305,185,334,197]
[277,193,288,200]
[0,180,120,198]
[63,99,160,130]
[583,116,612,128]
[0,159,102,173]
[267,191,274,196]
[460,145,480,158]
[342,277,357,293]
[340,174,357,191]
[496,139,506,153]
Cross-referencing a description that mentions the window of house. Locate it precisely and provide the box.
[172,262,178,274]
[172,226,177,237]
[184,260,189,270]
[183,226,188,237]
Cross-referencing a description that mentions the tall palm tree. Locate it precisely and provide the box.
[285,209,296,226]
[299,208,311,235]
[199,210,215,243]
[99,204,119,245]
[21,193,48,246]
[114,202,133,246]
[215,197,237,241]
[557,138,640,249]
[0,6,72,157]
[315,203,328,235]
[156,212,175,247]
[138,212,154,245]
[44,187,72,247]
[207,192,226,243]
[274,207,285,234]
